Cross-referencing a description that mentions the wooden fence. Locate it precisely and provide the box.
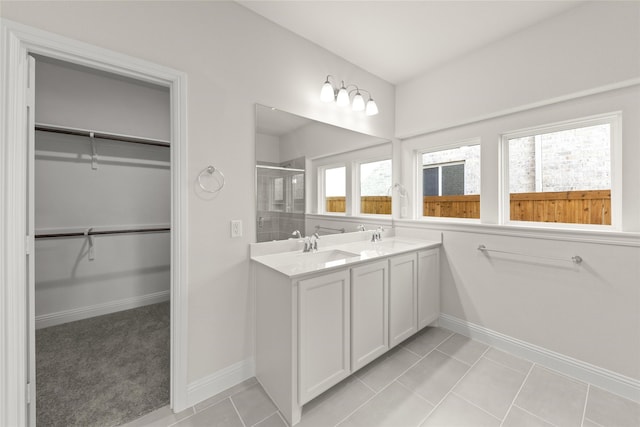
[509,190,610,225]
[326,196,392,214]
[423,194,480,219]
[328,190,611,224]
[326,197,346,213]
[423,190,610,224]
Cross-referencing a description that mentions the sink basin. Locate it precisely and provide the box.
[342,239,421,257]
[296,249,360,264]
[264,249,360,268]
[374,240,418,250]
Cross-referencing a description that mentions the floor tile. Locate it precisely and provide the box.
[255,412,288,427]
[582,418,602,427]
[354,345,420,392]
[397,350,470,405]
[421,393,500,427]
[437,333,488,365]
[173,398,243,427]
[121,405,194,427]
[584,386,640,427]
[338,381,433,427]
[401,327,453,357]
[453,357,527,419]
[230,383,278,426]
[194,377,258,412]
[298,376,375,427]
[483,347,533,374]
[515,365,587,427]
[502,405,554,427]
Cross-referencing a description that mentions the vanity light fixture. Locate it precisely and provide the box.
[320,75,379,116]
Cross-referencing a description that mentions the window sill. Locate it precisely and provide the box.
[393,218,640,247]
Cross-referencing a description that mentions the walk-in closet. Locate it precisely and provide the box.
[32,55,171,426]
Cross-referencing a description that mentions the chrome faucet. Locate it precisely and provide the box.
[304,232,320,252]
[292,230,303,239]
[357,224,366,232]
[371,226,384,242]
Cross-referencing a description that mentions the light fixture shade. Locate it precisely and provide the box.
[336,86,350,107]
[320,81,335,102]
[352,92,365,111]
[365,98,379,116]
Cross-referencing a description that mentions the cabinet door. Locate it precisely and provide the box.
[298,270,350,404]
[418,248,440,330]
[351,260,389,371]
[389,253,418,348]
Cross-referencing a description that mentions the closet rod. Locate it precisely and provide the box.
[35,123,170,148]
[35,227,170,239]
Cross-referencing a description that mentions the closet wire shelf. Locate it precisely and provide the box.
[35,123,170,147]
[35,227,170,239]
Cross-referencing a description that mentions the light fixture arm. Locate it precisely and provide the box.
[348,87,372,98]
[319,75,379,115]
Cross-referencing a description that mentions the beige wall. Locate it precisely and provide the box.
[0,0,394,385]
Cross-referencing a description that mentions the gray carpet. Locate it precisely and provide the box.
[36,302,170,427]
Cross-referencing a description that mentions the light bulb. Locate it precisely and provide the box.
[352,92,365,111]
[320,80,334,102]
[365,98,379,116]
[336,84,350,107]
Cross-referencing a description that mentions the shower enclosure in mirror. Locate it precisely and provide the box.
[255,104,391,242]
[256,158,305,242]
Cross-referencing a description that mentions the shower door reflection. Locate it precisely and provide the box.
[256,159,305,242]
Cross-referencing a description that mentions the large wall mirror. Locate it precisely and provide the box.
[255,104,391,242]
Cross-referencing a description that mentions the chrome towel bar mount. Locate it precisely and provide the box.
[198,165,225,193]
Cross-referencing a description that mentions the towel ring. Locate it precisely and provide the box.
[198,165,225,193]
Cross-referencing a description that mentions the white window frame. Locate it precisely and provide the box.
[499,112,622,230]
[416,138,481,220]
[356,156,393,216]
[318,163,348,215]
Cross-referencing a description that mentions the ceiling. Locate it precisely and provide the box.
[238,0,583,85]
[256,105,312,136]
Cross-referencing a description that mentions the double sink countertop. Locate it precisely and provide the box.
[251,233,441,278]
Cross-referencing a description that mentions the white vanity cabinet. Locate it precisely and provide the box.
[253,238,440,426]
[418,248,440,329]
[298,270,351,404]
[388,253,418,348]
[351,260,389,371]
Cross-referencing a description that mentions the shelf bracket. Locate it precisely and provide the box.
[89,132,98,170]
[85,228,95,261]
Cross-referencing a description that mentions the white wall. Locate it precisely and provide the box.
[395,0,640,388]
[396,1,640,138]
[0,0,395,387]
[280,120,389,161]
[255,132,281,164]
[35,56,170,140]
[398,87,640,384]
[34,58,171,327]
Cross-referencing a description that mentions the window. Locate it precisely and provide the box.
[504,118,613,226]
[421,144,481,218]
[423,162,465,196]
[359,159,392,215]
[324,166,346,213]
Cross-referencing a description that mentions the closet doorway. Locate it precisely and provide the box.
[29,54,171,426]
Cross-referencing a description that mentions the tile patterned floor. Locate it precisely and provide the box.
[123,327,640,427]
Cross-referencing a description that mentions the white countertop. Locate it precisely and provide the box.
[251,236,441,278]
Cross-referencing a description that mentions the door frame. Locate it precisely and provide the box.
[0,18,189,426]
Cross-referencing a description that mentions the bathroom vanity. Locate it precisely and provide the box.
[251,235,440,425]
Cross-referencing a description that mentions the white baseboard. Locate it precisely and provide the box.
[35,290,170,329]
[187,358,255,408]
[439,314,640,403]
